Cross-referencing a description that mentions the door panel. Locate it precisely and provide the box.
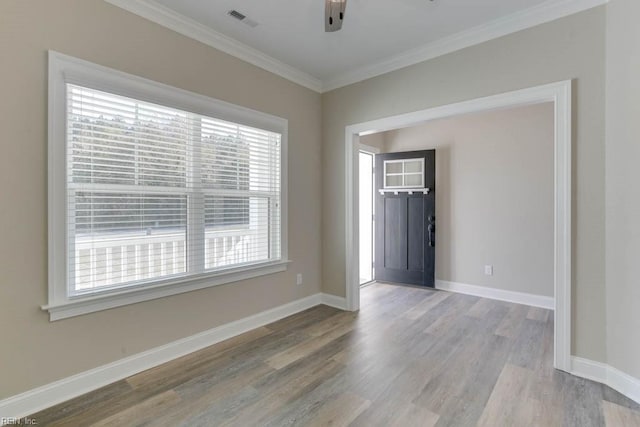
[375,150,435,287]
[407,197,425,271]
[383,198,407,270]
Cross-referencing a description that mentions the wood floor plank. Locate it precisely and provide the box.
[477,363,535,427]
[350,358,438,426]
[90,390,181,427]
[494,303,528,338]
[404,290,451,320]
[527,306,551,322]
[29,380,133,425]
[264,305,339,333]
[434,332,512,425]
[174,359,274,403]
[536,309,556,378]
[168,386,260,427]
[529,382,565,427]
[254,332,352,394]
[466,297,496,319]
[303,391,370,427]
[329,333,373,366]
[602,385,640,412]
[45,388,168,427]
[561,375,606,427]
[303,310,357,337]
[415,331,509,418]
[266,321,354,370]
[126,326,273,390]
[507,317,547,370]
[234,367,344,425]
[603,400,640,427]
[338,349,408,403]
[362,283,430,317]
[390,402,439,427]
[414,302,509,417]
[423,293,478,336]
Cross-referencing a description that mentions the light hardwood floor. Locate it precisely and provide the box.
[30,283,640,426]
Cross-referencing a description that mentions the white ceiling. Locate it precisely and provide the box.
[106,0,606,91]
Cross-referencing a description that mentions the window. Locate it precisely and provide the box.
[383,158,424,188]
[46,52,288,320]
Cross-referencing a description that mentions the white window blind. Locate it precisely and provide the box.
[66,84,281,296]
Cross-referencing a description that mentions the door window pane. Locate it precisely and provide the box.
[383,158,424,188]
[386,175,403,187]
[404,174,423,187]
[404,160,422,173]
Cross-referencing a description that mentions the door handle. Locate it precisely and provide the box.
[428,223,435,247]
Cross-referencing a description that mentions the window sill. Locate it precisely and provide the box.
[42,260,291,321]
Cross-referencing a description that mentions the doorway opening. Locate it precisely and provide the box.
[345,81,572,372]
[358,147,377,285]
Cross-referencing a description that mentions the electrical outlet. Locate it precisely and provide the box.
[484,265,493,276]
[296,273,303,285]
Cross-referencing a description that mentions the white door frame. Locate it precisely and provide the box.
[344,80,572,372]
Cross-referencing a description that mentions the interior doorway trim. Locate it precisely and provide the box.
[344,80,572,372]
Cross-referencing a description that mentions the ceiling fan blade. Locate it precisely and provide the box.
[325,0,347,32]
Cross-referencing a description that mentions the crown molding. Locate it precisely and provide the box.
[104,0,606,94]
[103,0,323,93]
[322,0,608,91]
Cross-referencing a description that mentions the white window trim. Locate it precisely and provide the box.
[45,51,289,321]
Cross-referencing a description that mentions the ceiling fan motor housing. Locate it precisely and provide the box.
[325,0,347,32]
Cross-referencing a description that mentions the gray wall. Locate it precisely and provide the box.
[0,0,322,399]
[382,103,554,297]
[322,7,607,362]
[605,0,640,380]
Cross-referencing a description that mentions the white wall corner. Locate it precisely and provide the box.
[435,280,555,310]
[571,356,640,404]
[321,293,349,310]
[0,293,325,420]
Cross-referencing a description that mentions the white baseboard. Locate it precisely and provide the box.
[571,356,640,404]
[570,356,609,383]
[608,365,640,405]
[435,280,555,310]
[321,293,348,310]
[0,292,338,420]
